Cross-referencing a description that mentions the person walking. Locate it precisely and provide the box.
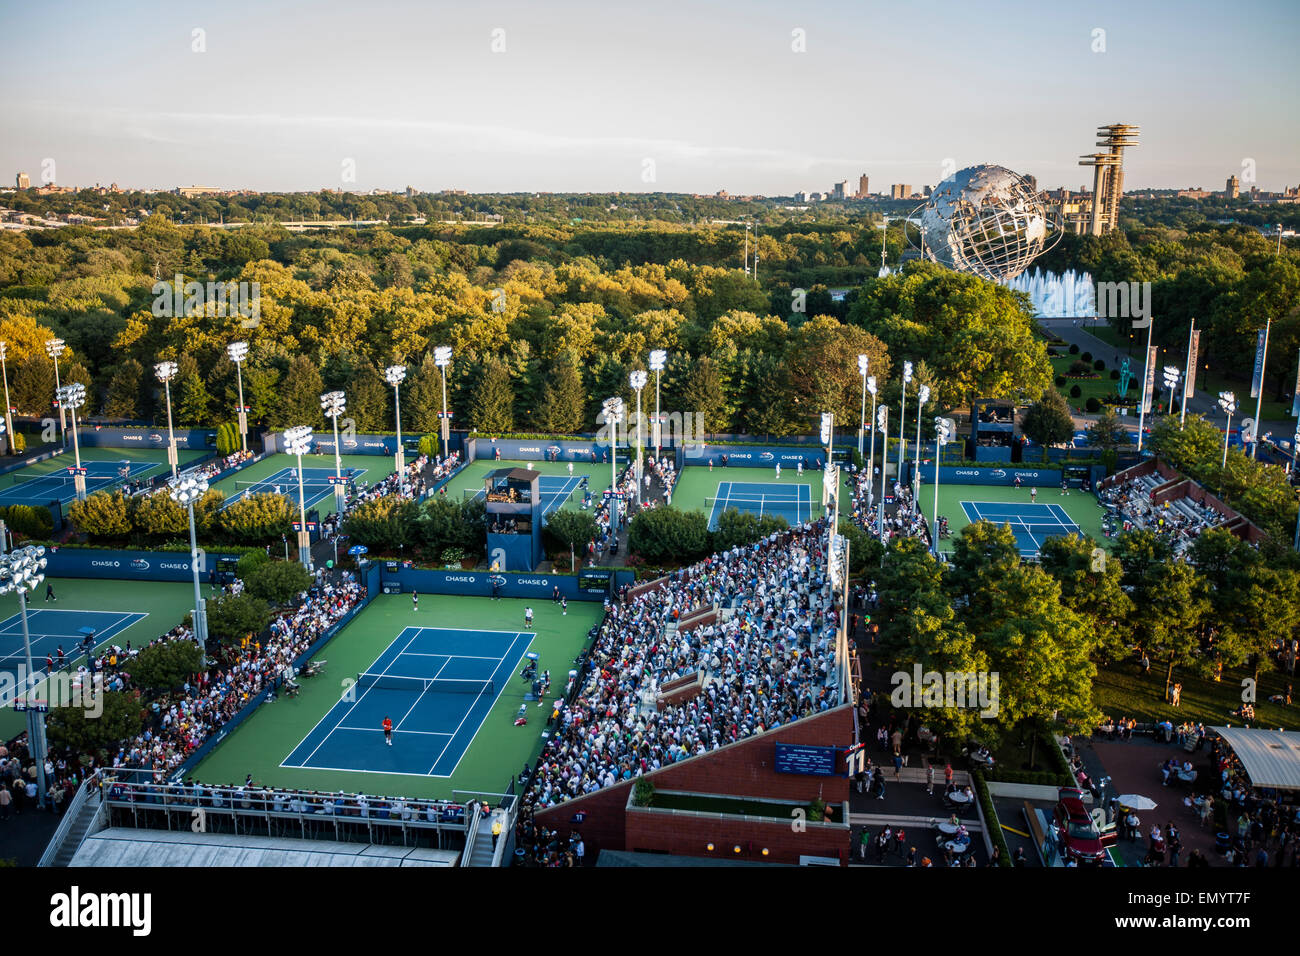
[412,590,419,612]
[926,763,935,795]
[45,582,56,603]
[525,606,534,628]
[382,716,393,747]
[1029,486,1037,504]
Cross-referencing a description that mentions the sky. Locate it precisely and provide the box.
[1,0,1297,195]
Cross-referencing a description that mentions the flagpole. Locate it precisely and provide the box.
[1180,319,1196,429]
[1137,320,1154,453]
[1251,317,1271,459]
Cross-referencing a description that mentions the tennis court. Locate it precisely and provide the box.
[0,608,147,704]
[958,500,1081,557]
[222,465,368,510]
[283,626,533,777]
[705,480,813,531]
[466,474,587,516]
[0,460,158,506]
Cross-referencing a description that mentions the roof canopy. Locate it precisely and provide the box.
[1211,726,1300,790]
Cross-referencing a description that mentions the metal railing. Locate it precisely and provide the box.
[37,775,104,867]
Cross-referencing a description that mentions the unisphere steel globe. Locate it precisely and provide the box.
[913,165,1057,281]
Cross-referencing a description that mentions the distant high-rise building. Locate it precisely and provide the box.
[831,180,850,200]
[890,184,912,200]
[795,190,811,203]
[1225,175,1240,199]
[15,172,30,190]
[858,174,869,199]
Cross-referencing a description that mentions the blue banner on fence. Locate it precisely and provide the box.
[43,547,243,582]
[379,566,632,601]
[468,437,612,463]
[679,444,827,468]
[912,464,1065,486]
[75,426,215,450]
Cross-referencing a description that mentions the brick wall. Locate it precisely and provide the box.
[534,705,853,860]
[626,806,847,865]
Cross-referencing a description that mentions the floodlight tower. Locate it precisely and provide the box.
[932,418,952,557]
[283,425,315,571]
[227,341,250,454]
[896,361,913,489]
[434,346,453,448]
[56,383,87,499]
[865,375,878,518]
[0,545,50,806]
[912,384,931,501]
[1162,366,1180,417]
[857,354,869,457]
[649,350,667,459]
[320,391,347,506]
[169,473,210,649]
[45,338,66,443]
[630,370,647,506]
[154,360,180,477]
[602,397,625,540]
[1218,392,1237,469]
[385,364,407,476]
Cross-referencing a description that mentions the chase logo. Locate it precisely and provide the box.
[519,446,541,453]
[122,435,142,441]
[91,560,120,568]
[445,575,476,583]
[955,470,979,477]
[130,559,150,571]
[159,562,188,570]
[759,452,775,461]
[516,577,546,586]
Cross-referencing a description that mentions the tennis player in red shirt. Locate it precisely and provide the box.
[382,716,393,746]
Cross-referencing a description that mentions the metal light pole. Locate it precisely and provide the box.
[56,383,87,500]
[602,397,624,538]
[434,346,453,449]
[0,545,50,807]
[385,364,407,477]
[1250,317,1271,460]
[857,354,869,457]
[649,350,666,459]
[896,361,913,492]
[320,391,347,507]
[45,338,66,444]
[1180,321,1196,428]
[932,418,952,557]
[630,371,647,507]
[1162,366,1180,419]
[283,426,314,571]
[1294,424,1300,552]
[169,474,210,649]
[876,405,888,545]
[155,360,179,477]
[227,341,250,454]
[865,376,878,518]
[1218,392,1237,469]
[1136,320,1154,453]
[913,384,930,502]
[0,341,14,456]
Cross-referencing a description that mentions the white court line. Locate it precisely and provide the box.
[437,631,534,778]
[391,656,451,732]
[336,726,451,737]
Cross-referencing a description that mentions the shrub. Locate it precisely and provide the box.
[1069,385,1082,398]
[633,778,655,807]
[219,492,293,544]
[1085,397,1101,413]
[1110,369,1120,380]
[342,494,419,551]
[1068,343,1079,354]
[712,507,788,552]
[127,639,204,693]
[1067,359,1092,376]
[236,549,271,579]
[417,434,439,459]
[206,592,273,645]
[132,491,189,538]
[543,508,599,557]
[1054,375,1067,387]
[971,769,1012,867]
[1093,359,1105,372]
[441,546,466,566]
[628,506,709,563]
[244,559,312,604]
[215,422,241,457]
[1080,351,1092,363]
[68,492,133,539]
[1,502,54,538]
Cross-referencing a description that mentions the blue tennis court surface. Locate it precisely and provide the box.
[706,481,812,531]
[283,626,532,777]
[0,460,157,506]
[223,465,368,509]
[959,500,1081,556]
[469,474,586,516]
[0,608,147,701]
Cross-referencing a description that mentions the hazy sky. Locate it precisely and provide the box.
[2,0,1297,194]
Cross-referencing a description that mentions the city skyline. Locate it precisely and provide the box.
[1,0,1297,194]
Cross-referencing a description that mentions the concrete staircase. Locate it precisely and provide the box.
[44,793,104,867]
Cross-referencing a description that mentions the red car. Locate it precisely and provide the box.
[1052,787,1116,865]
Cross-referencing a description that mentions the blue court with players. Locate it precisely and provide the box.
[0,460,157,506]
[959,500,1081,557]
[0,608,147,703]
[282,626,533,777]
[706,480,812,531]
[223,465,367,509]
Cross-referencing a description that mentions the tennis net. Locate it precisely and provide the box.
[704,495,813,514]
[354,672,494,696]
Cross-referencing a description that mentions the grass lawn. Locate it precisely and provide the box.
[1050,354,1118,411]
[0,577,200,741]
[932,482,1111,554]
[208,452,398,515]
[1093,662,1296,729]
[191,593,603,800]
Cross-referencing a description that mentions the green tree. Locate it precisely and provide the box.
[468,355,515,432]
[347,360,390,432]
[533,352,586,434]
[244,560,313,604]
[342,494,419,552]
[1021,389,1076,462]
[628,506,709,563]
[219,492,293,543]
[103,359,144,419]
[1086,406,1126,472]
[206,592,273,645]
[11,352,55,417]
[272,354,325,428]
[68,491,134,539]
[173,354,213,426]
[542,508,600,560]
[46,691,145,760]
[1038,533,1134,663]
[712,508,788,552]
[677,354,728,436]
[127,640,204,693]
[132,491,189,538]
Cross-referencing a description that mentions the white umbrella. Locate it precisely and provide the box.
[1117,794,1157,811]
